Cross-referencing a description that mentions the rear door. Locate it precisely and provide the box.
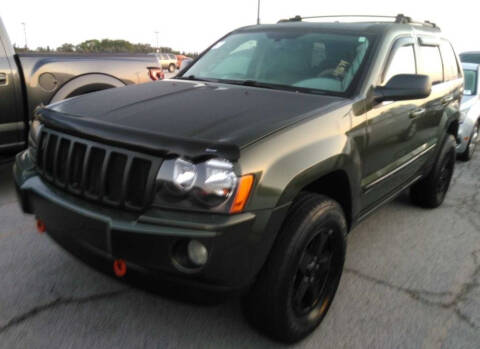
[0,34,23,152]
[415,37,462,159]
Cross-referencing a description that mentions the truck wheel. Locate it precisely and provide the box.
[168,64,176,73]
[459,121,479,161]
[244,193,347,343]
[410,135,456,208]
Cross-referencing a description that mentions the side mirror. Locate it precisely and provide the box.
[372,74,432,103]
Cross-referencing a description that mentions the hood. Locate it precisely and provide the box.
[43,79,346,159]
[461,94,478,109]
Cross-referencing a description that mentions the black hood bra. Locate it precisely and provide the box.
[39,79,345,161]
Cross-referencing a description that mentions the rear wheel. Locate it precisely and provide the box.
[410,135,456,208]
[459,121,479,161]
[168,63,176,73]
[244,193,347,343]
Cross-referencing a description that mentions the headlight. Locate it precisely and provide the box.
[172,158,197,192]
[28,119,43,163]
[29,119,43,146]
[155,157,251,213]
[192,158,237,207]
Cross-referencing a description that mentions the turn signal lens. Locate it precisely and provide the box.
[230,174,254,214]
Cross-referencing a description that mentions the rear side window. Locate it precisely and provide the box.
[419,46,444,84]
[441,41,461,81]
[463,69,477,95]
[383,45,416,83]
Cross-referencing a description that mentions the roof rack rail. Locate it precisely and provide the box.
[277,14,438,29]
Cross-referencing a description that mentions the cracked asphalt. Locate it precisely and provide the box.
[0,151,479,349]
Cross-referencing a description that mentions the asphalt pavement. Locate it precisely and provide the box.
[0,145,479,348]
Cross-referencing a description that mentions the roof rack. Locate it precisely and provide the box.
[277,13,438,29]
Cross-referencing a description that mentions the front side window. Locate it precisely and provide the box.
[419,46,444,84]
[383,45,416,83]
[180,30,374,94]
[463,69,478,95]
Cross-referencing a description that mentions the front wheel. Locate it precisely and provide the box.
[168,64,176,73]
[410,135,456,208]
[244,193,347,343]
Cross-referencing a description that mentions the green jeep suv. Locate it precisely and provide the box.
[14,14,463,342]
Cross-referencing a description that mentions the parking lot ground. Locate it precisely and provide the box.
[0,152,479,348]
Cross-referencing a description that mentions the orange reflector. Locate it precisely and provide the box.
[113,259,127,277]
[36,220,46,233]
[230,174,254,214]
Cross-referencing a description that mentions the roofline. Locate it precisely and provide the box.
[276,14,440,31]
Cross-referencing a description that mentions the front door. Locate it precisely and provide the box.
[0,38,22,152]
[361,38,428,209]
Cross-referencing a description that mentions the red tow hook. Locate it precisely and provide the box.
[36,219,46,234]
[113,259,127,277]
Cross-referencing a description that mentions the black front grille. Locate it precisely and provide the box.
[36,128,162,211]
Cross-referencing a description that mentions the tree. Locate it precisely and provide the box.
[57,43,75,52]
[15,38,198,56]
[36,46,52,52]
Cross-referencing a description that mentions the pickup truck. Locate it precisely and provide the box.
[0,17,162,156]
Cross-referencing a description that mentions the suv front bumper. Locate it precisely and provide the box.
[14,151,288,292]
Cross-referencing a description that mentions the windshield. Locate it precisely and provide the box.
[180,30,373,95]
[463,69,478,95]
[460,53,480,64]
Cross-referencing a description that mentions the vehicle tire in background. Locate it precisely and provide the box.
[459,121,479,161]
[244,193,347,343]
[168,64,176,73]
[410,135,456,208]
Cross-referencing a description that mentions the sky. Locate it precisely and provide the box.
[1,0,479,54]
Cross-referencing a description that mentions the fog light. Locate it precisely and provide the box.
[187,240,208,266]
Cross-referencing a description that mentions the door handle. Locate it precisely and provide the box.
[409,108,426,119]
[441,96,453,105]
[0,73,7,86]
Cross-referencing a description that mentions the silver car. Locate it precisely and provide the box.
[457,63,480,160]
[149,53,177,72]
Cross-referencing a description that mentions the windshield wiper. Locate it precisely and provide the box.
[219,79,326,95]
[176,75,219,83]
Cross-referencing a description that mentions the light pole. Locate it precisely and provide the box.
[257,0,261,24]
[21,22,27,50]
[154,31,159,52]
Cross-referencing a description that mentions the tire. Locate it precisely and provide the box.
[168,64,176,73]
[244,193,347,343]
[410,134,456,208]
[459,121,479,161]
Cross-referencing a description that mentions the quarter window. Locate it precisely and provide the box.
[384,45,416,83]
[419,46,444,84]
[441,41,461,81]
